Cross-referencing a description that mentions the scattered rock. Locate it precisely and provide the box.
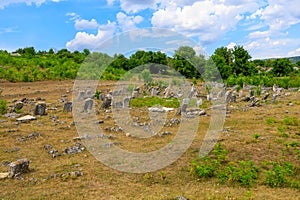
[3,113,21,118]
[0,173,9,179]
[17,115,36,122]
[63,101,73,112]
[63,143,85,154]
[34,102,47,115]
[8,158,30,178]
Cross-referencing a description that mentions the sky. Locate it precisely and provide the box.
[0,0,300,59]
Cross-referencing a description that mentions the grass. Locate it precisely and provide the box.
[130,96,180,108]
[0,80,299,199]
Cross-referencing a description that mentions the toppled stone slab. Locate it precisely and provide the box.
[17,115,36,122]
[148,107,174,112]
[3,113,21,119]
[8,158,30,178]
[17,132,42,142]
[0,173,9,179]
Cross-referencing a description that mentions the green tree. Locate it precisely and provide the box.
[270,58,294,77]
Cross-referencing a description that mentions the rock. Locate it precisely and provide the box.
[270,94,278,104]
[0,173,9,179]
[176,196,187,200]
[3,113,21,118]
[100,98,112,110]
[63,102,73,112]
[12,101,23,112]
[83,98,93,112]
[17,115,36,122]
[262,93,270,100]
[34,102,47,115]
[8,158,30,178]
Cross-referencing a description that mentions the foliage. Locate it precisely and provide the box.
[265,162,298,188]
[0,98,7,115]
[129,96,180,108]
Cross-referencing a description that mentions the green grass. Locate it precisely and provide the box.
[130,96,180,108]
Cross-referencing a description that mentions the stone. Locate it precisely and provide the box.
[8,158,30,178]
[78,91,85,100]
[63,101,73,112]
[262,93,270,100]
[83,98,93,112]
[0,173,9,179]
[176,98,189,115]
[17,115,36,122]
[13,101,23,111]
[100,98,111,110]
[34,102,47,115]
[3,113,21,118]
[123,97,131,108]
[270,94,278,104]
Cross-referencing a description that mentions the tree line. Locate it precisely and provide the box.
[0,46,299,88]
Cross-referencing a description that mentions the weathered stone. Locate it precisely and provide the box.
[17,115,36,122]
[63,101,73,112]
[100,98,111,110]
[262,93,270,100]
[0,173,9,179]
[176,98,189,115]
[34,102,47,115]
[8,158,30,178]
[13,101,23,111]
[123,97,130,108]
[270,94,278,104]
[78,91,85,100]
[83,98,93,112]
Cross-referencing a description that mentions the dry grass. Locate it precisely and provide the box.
[0,80,299,199]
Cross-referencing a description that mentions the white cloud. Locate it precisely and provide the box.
[227,42,236,49]
[244,37,300,59]
[66,21,116,51]
[288,48,300,56]
[75,19,99,30]
[151,1,259,44]
[0,0,61,9]
[112,0,158,13]
[116,12,143,31]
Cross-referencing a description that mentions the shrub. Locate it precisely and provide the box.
[283,116,299,126]
[265,162,294,187]
[0,98,7,115]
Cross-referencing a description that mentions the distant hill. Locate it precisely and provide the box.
[263,56,300,64]
[288,56,300,64]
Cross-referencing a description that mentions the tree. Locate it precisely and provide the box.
[270,58,294,77]
[211,47,233,79]
[232,46,253,76]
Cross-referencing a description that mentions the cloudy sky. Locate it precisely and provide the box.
[0,0,300,59]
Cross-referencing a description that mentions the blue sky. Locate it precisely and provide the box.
[0,0,300,59]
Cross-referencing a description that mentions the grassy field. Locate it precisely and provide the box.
[0,80,299,200]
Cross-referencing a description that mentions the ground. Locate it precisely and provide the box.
[0,80,299,200]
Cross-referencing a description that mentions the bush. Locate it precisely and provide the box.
[265,162,295,188]
[0,98,7,115]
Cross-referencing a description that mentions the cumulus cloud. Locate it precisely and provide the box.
[244,37,300,59]
[111,0,159,13]
[288,48,300,56]
[75,19,99,30]
[0,0,61,9]
[66,21,116,51]
[116,12,143,31]
[151,1,259,44]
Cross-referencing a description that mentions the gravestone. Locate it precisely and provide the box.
[100,97,112,110]
[63,102,73,112]
[123,97,130,108]
[78,91,85,101]
[270,94,278,104]
[262,93,270,101]
[34,102,47,115]
[176,98,189,115]
[83,98,93,112]
[8,158,30,178]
